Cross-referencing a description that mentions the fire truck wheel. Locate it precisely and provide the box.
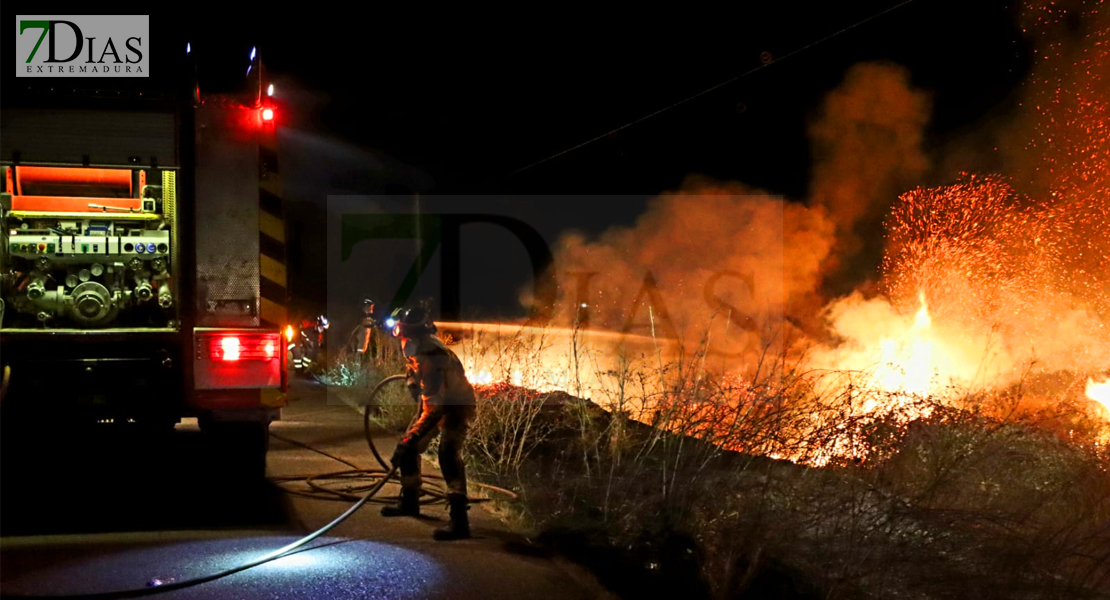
[200,419,270,480]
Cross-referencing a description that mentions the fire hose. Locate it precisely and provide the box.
[270,375,515,505]
[0,374,513,599]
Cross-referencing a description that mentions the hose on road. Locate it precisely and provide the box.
[0,376,412,599]
[1,373,518,599]
[0,465,398,600]
[270,374,517,504]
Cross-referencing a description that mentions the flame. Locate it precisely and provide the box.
[871,292,936,399]
[913,293,931,329]
[470,369,494,385]
[1087,377,1110,413]
[442,321,676,397]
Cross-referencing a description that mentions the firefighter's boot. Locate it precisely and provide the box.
[380,488,420,517]
[432,494,471,541]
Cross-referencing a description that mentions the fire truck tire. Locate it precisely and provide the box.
[201,419,270,480]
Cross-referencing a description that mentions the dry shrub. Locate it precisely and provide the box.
[316,339,415,432]
[452,323,1110,600]
[466,383,563,479]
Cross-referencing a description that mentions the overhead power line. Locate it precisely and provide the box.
[505,0,916,179]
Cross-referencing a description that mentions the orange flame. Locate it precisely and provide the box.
[440,321,675,397]
[872,292,936,399]
[1087,377,1110,414]
[471,369,494,385]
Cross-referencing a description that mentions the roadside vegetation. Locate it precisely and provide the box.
[315,329,415,431]
[321,323,1110,600]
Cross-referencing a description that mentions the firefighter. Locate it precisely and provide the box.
[380,307,476,541]
[356,299,378,360]
[291,318,315,372]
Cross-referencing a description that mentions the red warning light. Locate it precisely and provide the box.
[218,336,242,361]
[261,108,274,122]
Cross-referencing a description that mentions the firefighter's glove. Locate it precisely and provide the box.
[391,437,415,468]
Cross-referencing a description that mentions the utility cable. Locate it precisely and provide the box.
[505,0,915,178]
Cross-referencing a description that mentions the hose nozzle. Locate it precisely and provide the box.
[158,282,173,309]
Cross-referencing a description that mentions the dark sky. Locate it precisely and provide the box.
[3,1,1032,319]
[256,1,1029,316]
[249,1,1026,196]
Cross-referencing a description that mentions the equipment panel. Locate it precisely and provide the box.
[0,166,177,329]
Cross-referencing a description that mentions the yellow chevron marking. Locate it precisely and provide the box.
[259,210,285,243]
[260,296,288,326]
[260,254,287,288]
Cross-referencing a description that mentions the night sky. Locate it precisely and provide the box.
[249,1,1026,196]
[3,1,1031,319]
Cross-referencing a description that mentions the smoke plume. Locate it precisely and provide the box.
[536,24,1109,396]
[809,62,931,292]
[542,62,930,362]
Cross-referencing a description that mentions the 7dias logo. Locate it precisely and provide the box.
[17,15,148,77]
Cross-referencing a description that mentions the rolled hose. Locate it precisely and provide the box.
[365,375,405,470]
[360,375,517,501]
[0,375,417,599]
[271,374,517,504]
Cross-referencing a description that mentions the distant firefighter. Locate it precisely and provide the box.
[290,315,328,374]
[356,298,393,363]
[380,307,476,541]
[357,299,378,357]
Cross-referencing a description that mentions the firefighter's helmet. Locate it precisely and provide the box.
[393,307,436,338]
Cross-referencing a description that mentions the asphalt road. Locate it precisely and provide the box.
[0,379,608,599]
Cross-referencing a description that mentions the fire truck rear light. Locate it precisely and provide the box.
[219,336,241,361]
[199,333,280,361]
[194,329,284,391]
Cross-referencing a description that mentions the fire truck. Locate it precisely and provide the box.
[0,45,288,476]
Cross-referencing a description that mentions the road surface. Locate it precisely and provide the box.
[0,379,609,599]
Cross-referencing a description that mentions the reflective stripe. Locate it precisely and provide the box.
[260,297,287,329]
[259,210,285,243]
[258,132,287,329]
[260,254,287,288]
